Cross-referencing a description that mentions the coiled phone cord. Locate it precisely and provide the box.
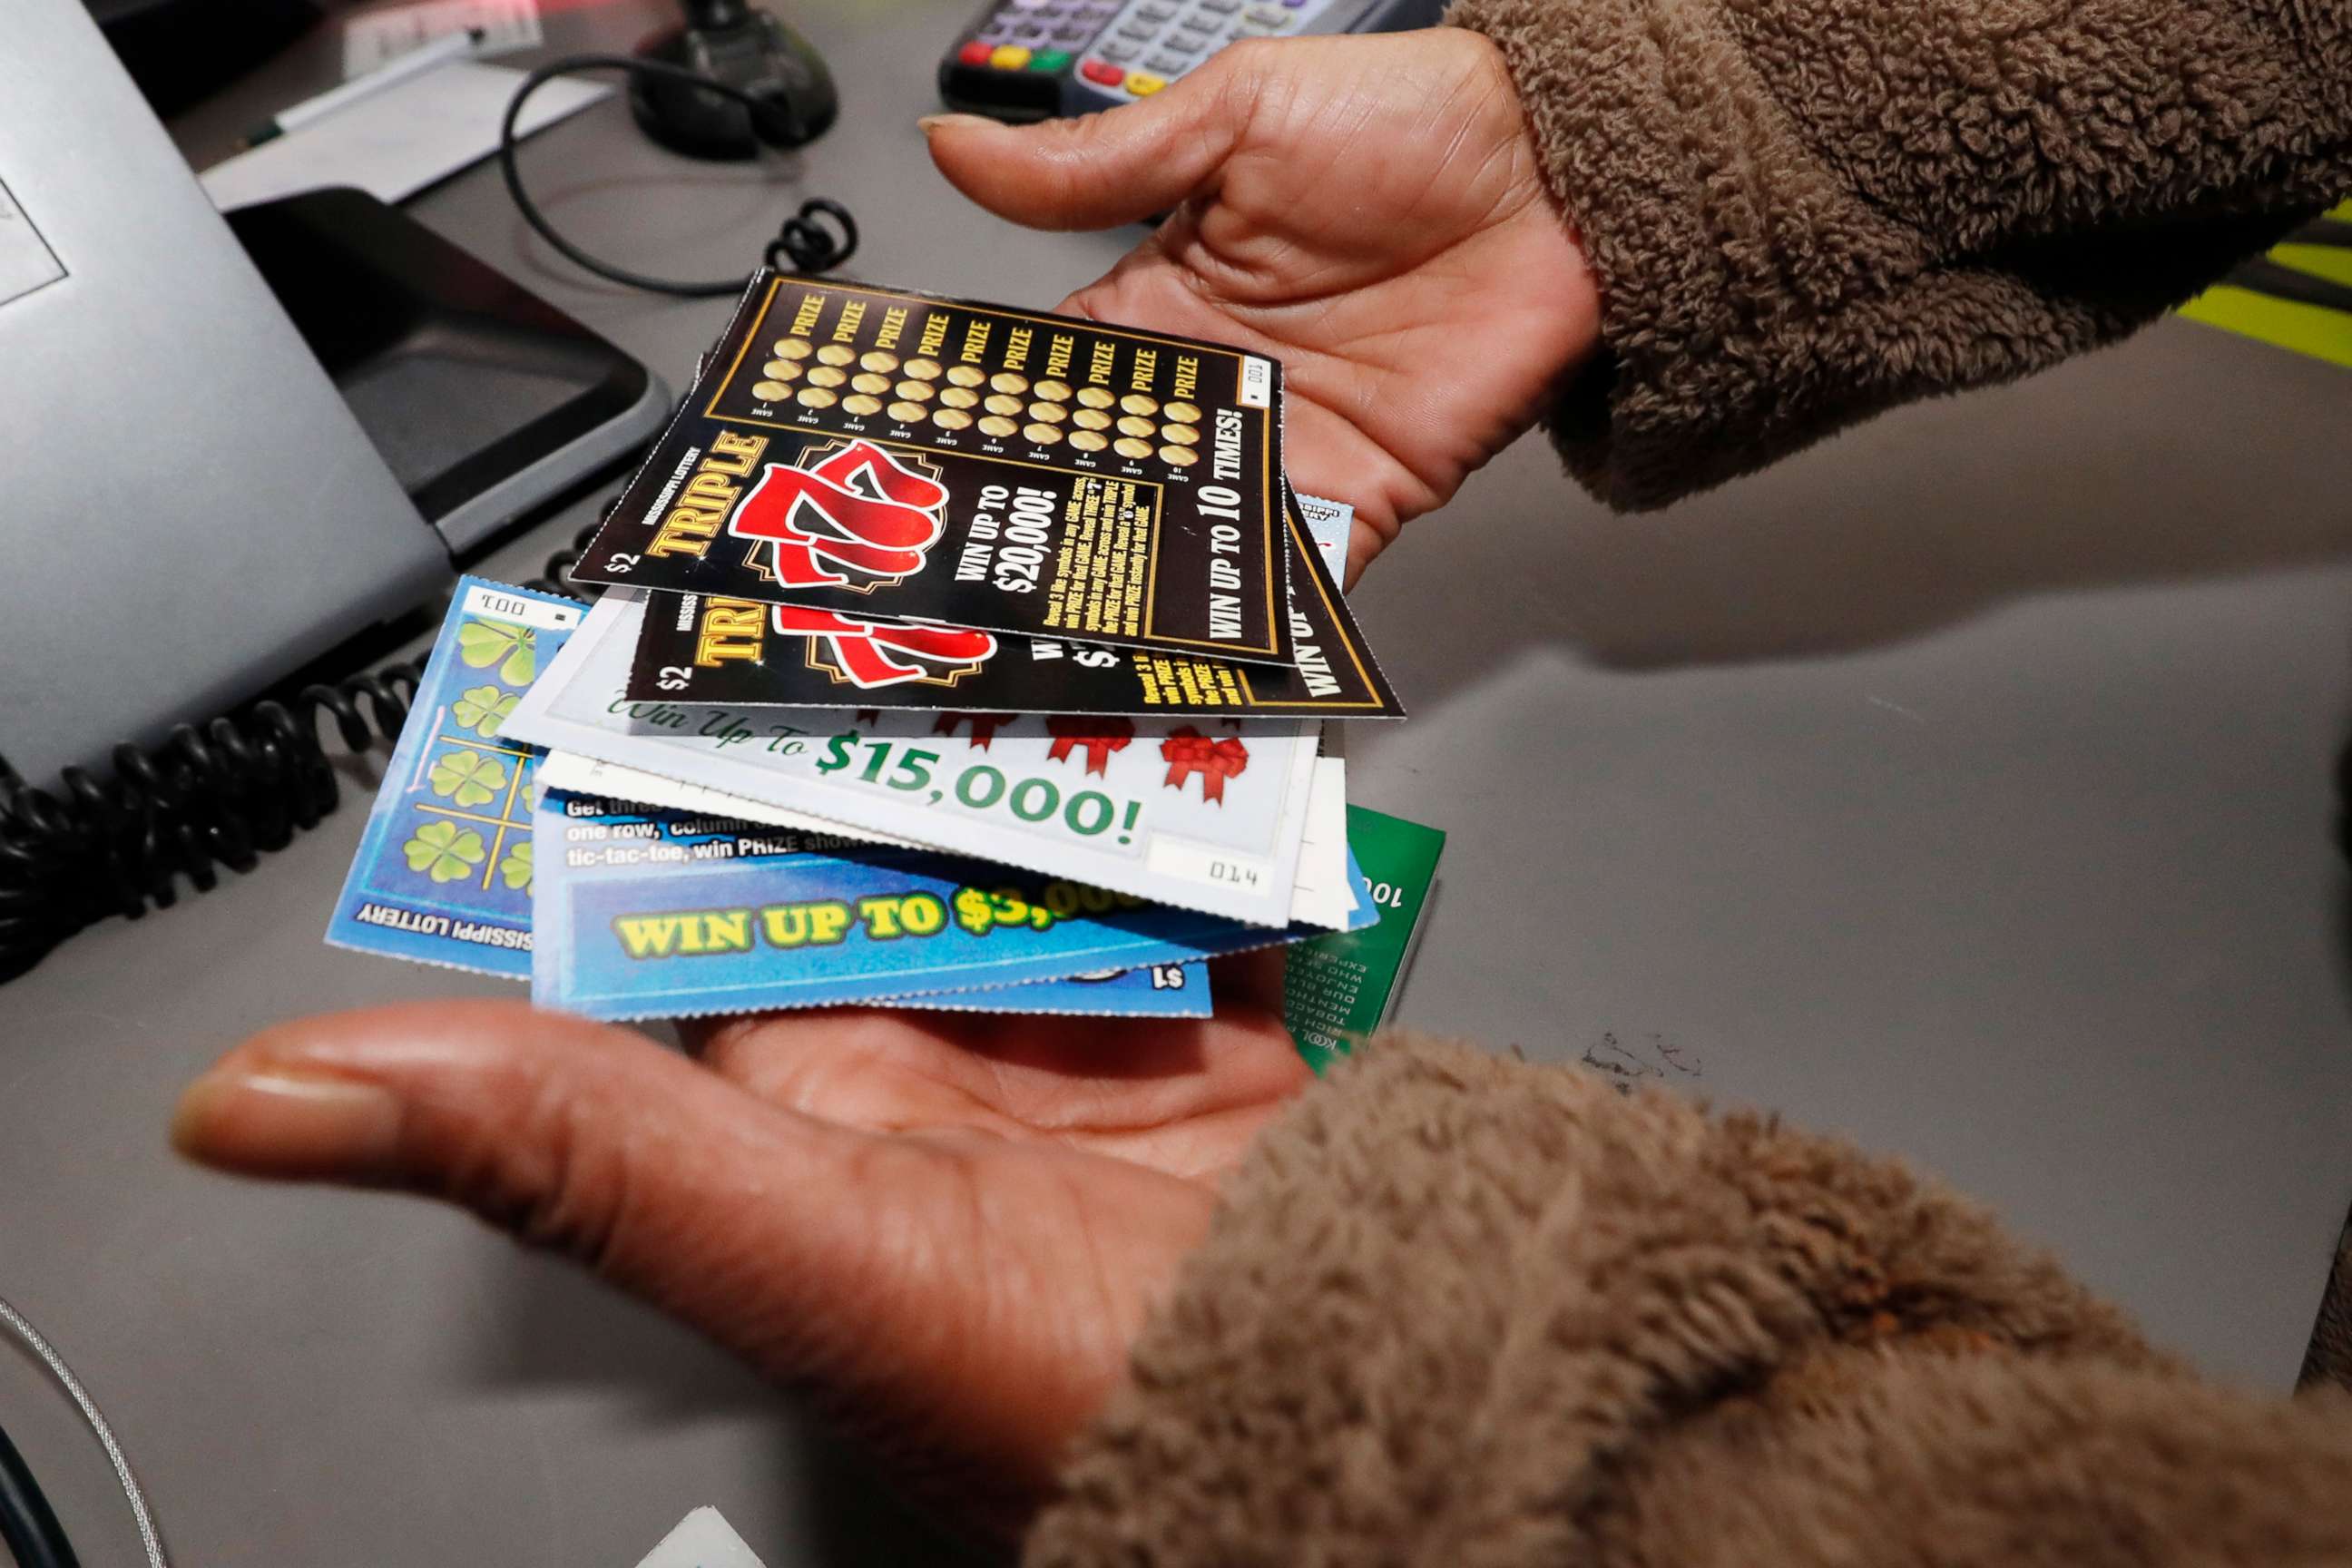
[0,524,608,985]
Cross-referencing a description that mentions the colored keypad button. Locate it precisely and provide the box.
[1030,48,1072,70]
[989,43,1033,66]
[1081,57,1125,83]
[1125,71,1165,93]
[957,38,993,64]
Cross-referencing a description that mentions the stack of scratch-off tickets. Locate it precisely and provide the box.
[326,271,1405,1022]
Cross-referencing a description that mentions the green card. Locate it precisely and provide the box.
[1284,805,1446,1072]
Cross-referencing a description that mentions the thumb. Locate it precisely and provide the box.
[171,1001,898,1372]
[920,62,1251,230]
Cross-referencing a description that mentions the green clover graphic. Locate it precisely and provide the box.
[452,683,518,738]
[403,819,486,883]
[428,749,508,808]
[456,617,536,686]
[497,839,534,893]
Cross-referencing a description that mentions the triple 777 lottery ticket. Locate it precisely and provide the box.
[565,272,1292,667]
[503,591,1323,926]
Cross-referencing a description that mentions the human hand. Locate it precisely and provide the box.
[170,956,1308,1537]
[923,30,1598,583]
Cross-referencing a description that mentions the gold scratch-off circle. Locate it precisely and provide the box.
[1161,422,1200,446]
[1113,436,1152,459]
[815,344,856,367]
[893,380,935,402]
[1072,407,1112,431]
[859,350,900,373]
[1021,423,1062,446]
[946,365,987,388]
[751,380,789,402]
[1158,444,1199,466]
[887,400,928,424]
[1025,402,1067,424]
[932,407,973,430]
[1162,400,1201,424]
[1116,415,1156,438]
[771,338,814,360]
[1033,378,1072,402]
[796,387,838,408]
[982,393,1024,416]
[978,415,1019,438]
[1068,429,1109,452]
[902,358,944,380]
[842,394,883,416]
[805,365,848,388]
[760,358,802,381]
[850,372,892,395]
[1119,393,1159,416]
[990,371,1029,395]
[938,386,980,409]
[1076,387,1115,408]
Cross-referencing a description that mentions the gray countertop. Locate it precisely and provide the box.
[6,2,2352,1562]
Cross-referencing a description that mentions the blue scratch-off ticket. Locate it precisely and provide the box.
[327,579,583,978]
[534,791,1362,1021]
[894,960,1210,1018]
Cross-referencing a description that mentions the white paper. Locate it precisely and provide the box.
[505,593,1322,926]
[632,1507,766,1568]
[1287,757,1353,930]
[343,0,544,77]
[200,60,607,212]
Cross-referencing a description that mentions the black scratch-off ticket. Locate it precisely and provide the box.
[571,272,1293,667]
[624,491,1404,720]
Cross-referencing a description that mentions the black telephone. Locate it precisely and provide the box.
[0,10,859,986]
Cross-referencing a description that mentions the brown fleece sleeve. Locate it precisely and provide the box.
[1022,1036,2352,1567]
[1444,0,2352,509]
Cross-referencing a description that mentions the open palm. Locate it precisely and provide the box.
[172,952,1309,1534]
[925,30,1598,579]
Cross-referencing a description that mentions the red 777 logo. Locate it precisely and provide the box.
[770,605,999,690]
[728,440,949,592]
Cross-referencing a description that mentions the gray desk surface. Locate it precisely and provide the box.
[7,3,2352,1562]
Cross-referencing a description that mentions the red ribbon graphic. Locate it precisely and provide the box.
[1159,726,1249,804]
[728,441,949,589]
[934,711,1018,750]
[769,605,996,689]
[1045,715,1136,776]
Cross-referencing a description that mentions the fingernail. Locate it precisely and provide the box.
[917,113,1001,136]
[172,1067,404,1179]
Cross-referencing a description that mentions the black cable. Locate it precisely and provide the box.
[0,1415,79,1568]
[497,54,858,296]
[0,520,606,985]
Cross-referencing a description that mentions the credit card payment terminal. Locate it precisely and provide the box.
[937,0,1447,121]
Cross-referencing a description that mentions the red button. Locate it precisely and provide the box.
[957,39,993,64]
[1081,59,1124,84]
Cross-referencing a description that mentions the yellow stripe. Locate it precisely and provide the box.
[2177,284,2352,370]
[2269,243,2352,291]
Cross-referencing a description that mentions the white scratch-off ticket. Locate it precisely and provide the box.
[505,593,1321,926]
